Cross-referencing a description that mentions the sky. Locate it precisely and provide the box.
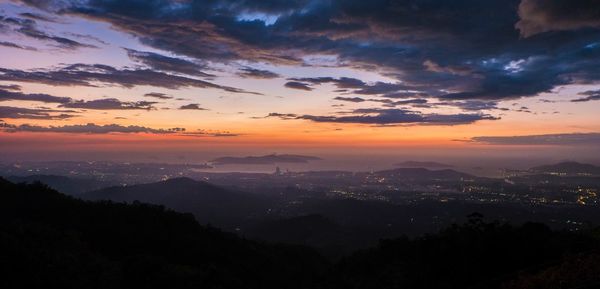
[0,0,599,168]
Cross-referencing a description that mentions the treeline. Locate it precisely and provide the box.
[325,215,600,289]
[1,177,600,289]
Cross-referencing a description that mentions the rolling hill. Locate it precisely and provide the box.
[83,177,272,229]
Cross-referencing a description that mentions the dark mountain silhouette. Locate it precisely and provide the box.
[211,154,322,165]
[531,161,600,175]
[247,214,396,260]
[277,198,600,248]
[249,215,340,243]
[247,214,347,258]
[84,177,271,230]
[395,161,454,168]
[375,167,474,181]
[504,251,600,289]
[5,174,113,195]
[324,219,600,289]
[0,177,327,289]
[2,177,600,289]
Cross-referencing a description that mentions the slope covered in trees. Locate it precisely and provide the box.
[2,177,600,289]
[84,177,270,230]
[0,178,326,289]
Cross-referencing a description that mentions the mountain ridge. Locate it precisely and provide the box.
[531,161,600,175]
[84,177,271,230]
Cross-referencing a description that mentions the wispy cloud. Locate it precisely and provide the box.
[571,90,600,102]
[0,106,76,119]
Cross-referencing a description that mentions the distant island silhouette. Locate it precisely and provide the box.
[395,161,454,168]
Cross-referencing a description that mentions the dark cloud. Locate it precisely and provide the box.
[144,92,173,99]
[210,133,239,137]
[266,108,498,125]
[290,77,366,89]
[380,92,432,99]
[64,32,109,45]
[19,12,57,23]
[383,99,428,106]
[60,98,157,110]
[0,120,241,137]
[352,82,413,96]
[183,129,240,137]
[255,112,297,120]
[237,67,280,79]
[20,28,80,49]
[0,41,38,51]
[0,14,96,49]
[179,103,208,110]
[470,133,600,145]
[289,77,426,100]
[125,49,213,77]
[0,106,76,119]
[439,100,499,111]
[18,0,600,104]
[0,88,173,110]
[0,84,22,91]
[514,106,533,114]
[571,90,600,102]
[334,96,427,107]
[0,122,185,134]
[516,0,600,37]
[0,64,259,93]
[284,81,312,91]
[0,119,15,129]
[0,88,72,103]
[333,96,366,103]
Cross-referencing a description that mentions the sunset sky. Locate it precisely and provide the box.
[1,0,599,165]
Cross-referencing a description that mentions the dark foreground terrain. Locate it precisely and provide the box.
[2,177,600,289]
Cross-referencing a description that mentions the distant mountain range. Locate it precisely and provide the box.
[375,167,475,181]
[84,177,271,229]
[531,161,600,175]
[211,154,322,165]
[5,174,114,195]
[395,161,454,168]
